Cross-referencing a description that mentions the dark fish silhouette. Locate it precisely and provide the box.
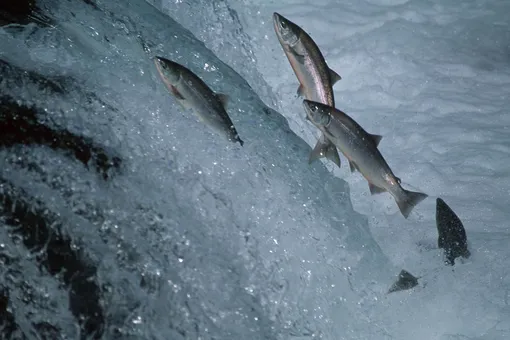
[388,269,419,293]
[436,198,470,265]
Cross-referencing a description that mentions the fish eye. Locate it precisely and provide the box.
[311,105,317,112]
[280,20,287,29]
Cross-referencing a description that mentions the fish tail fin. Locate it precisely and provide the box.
[396,189,428,219]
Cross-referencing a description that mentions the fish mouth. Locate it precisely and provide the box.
[272,12,290,40]
[272,13,299,48]
[153,56,164,71]
[272,12,282,25]
[153,56,181,85]
[272,12,282,36]
[154,56,171,69]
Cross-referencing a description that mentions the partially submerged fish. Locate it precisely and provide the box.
[154,56,244,146]
[273,12,341,167]
[436,198,470,265]
[388,269,419,293]
[303,99,428,218]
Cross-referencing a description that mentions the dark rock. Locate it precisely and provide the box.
[0,0,52,27]
[0,95,121,181]
[0,179,104,339]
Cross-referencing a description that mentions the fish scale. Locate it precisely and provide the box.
[300,33,335,105]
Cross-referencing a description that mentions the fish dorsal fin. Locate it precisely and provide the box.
[369,133,383,147]
[216,93,229,109]
[329,68,342,85]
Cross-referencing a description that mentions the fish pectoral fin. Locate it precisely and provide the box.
[349,160,358,173]
[368,182,386,195]
[289,48,306,64]
[309,138,341,168]
[325,143,341,168]
[170,85,186,100]
[329,68,342,85]
[297,84,305,98]
[216,93,230,109]
[369,133,383,147]
[309,139,328,164]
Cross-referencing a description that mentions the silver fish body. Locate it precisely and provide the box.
[154,56,243,146]
[273,12,341,167]
[303,99,428,219]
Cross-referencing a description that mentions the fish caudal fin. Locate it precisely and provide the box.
[396,189,428,219]
[309,137,341,168]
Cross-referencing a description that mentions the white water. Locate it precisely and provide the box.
[1,0,509,339]
[160,0,510,338]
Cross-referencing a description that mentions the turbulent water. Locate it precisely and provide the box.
[0,0,388,339]
[1,0,510,339]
